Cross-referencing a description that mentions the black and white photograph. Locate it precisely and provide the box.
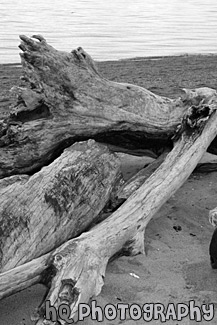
[1,1,217,324]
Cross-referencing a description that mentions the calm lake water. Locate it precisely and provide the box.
[1,0,217,63]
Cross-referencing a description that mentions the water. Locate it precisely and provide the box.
[1,0,217,63]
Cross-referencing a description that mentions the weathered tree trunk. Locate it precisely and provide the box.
[1,98,217,324]
[1,35,217,179]
[0,150,165,301]
[0,140,121,272]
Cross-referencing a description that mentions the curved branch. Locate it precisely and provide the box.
[34,100,217,324]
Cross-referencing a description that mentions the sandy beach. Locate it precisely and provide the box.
[1,55,217,324]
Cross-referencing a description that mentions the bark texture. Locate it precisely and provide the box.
[0,139,121,272]
[0,93,217,324]
[1,35,217,179]
[34,100,217,324]
[1,35,217,325]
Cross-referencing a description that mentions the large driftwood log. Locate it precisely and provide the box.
[1,97,217,324]
[0,140,121,272]
[0,150,165,301]
[1,35,217,179]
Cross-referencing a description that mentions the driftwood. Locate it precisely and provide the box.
[1,35,217,179]
[1,35,217,324]
[0,151,165,301]
[0,140,121,272]
[31,103,217,324]
[1,93,217,324]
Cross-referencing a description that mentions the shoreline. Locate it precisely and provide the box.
[1,51,217,66]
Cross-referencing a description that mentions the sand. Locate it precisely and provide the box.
[1,55,217,324]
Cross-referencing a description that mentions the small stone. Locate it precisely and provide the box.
[173,225,182,232]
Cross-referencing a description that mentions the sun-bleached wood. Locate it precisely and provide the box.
[34,98,217,324]
[2,35,217,325]
[36,98,217,324]
[0,151,165,301]
[0,140,121,272]
[1,92,217,324]
[1,35,217,179]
